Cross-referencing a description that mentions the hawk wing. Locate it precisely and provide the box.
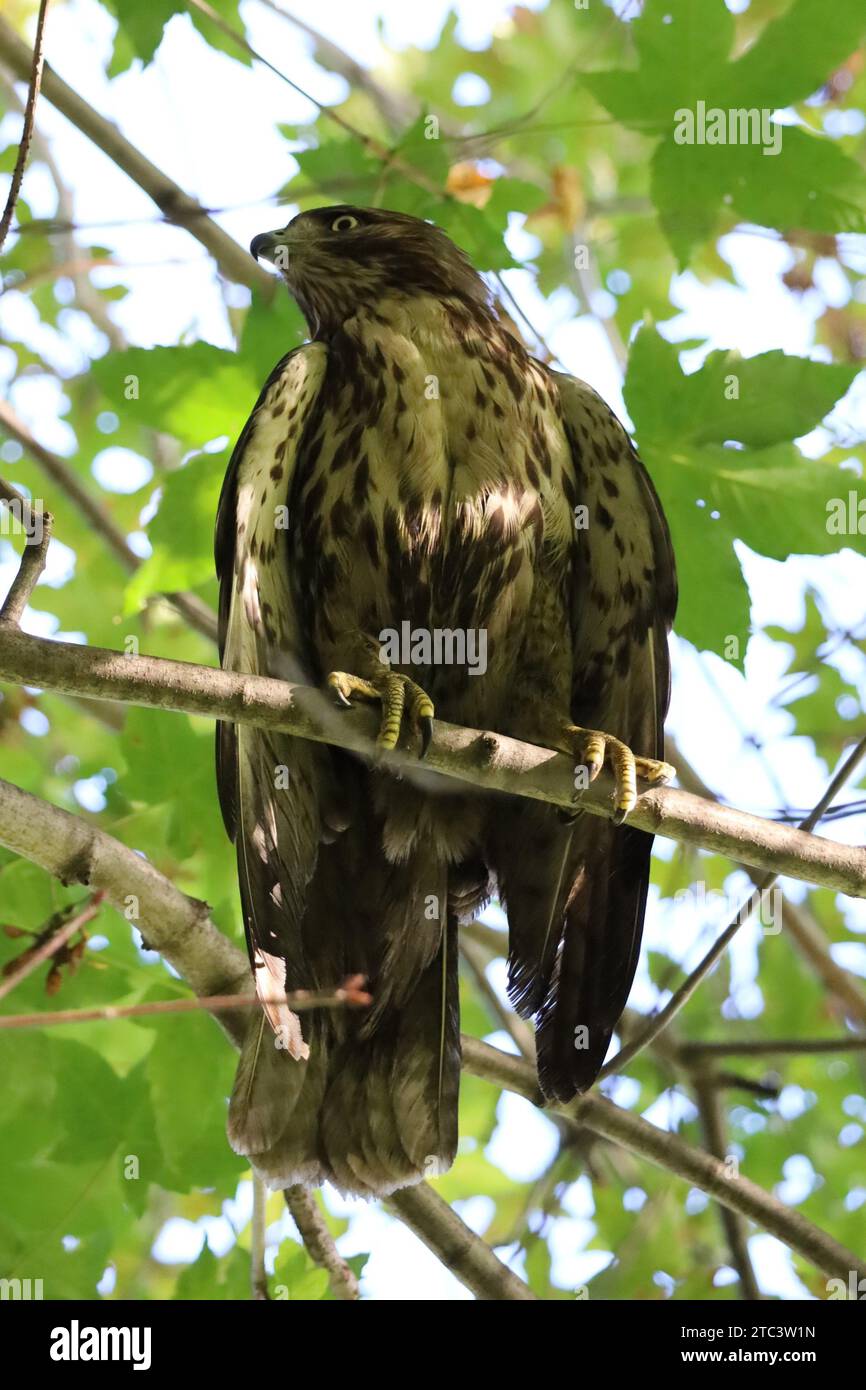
[552,372,676,1097]
[499,371,676,1102]
[215,343,332,1163]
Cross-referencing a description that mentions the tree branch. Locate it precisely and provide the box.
[0,773,250,1044]
[1,625,865,897]
[284,1187,360,1301]
[388,1183,537,1300]
[0,0,49,254]
[0,506,52,626]
[251,1174,269,1300]
[0,889,102,1003]
[0,982,371,1030]
[692,1071,761,1300]
[681,1036,866,1059]
[0,15,271,294]
[259,0,414,133]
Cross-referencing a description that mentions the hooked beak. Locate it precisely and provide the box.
[250,230,280,263]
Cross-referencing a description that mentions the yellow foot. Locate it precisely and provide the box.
[562,724,674,825]
[326,670,435,757]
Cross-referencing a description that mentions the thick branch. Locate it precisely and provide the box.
[388,1184,536,1300]
[0,774,250,1043]
[461,1037,866,1285]
[1,626,865,897]
[0,15,271,294]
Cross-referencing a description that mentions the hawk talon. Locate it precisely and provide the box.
[325,669,435,757]
[419,715,434,760]
[561,723,673,826]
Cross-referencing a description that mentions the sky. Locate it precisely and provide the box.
[1,0,865,1300]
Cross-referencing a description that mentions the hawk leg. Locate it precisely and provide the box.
[327,652,435,756]
[555,723,674,825]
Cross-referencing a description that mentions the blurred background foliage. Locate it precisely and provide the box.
[1,0,865,1300]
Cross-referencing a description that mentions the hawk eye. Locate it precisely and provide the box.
[331,214,359,232]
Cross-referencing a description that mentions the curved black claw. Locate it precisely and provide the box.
[419,716,434,760]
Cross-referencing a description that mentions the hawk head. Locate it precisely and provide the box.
[250,205,489,335]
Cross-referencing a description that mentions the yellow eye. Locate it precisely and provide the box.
[331,214,359,232]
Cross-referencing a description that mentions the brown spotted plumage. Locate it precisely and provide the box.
[215,206,676,1196]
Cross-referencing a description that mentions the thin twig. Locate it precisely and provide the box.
[461,934,535,1062]
[0,508,52,626]
[284,1186,360,1301]
[668,735,866,1029]
[0,0,49,254]
[259,0,413,132]
[713,1071,781,1100]
[692,1072,762,1301]
[251,1174,269,1300]
[600,733,866,1078]
[0,980,372,1029]
[0,891,103,1003]
[681,1036,866,1059]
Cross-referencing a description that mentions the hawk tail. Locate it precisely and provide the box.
[227,899,461,1198]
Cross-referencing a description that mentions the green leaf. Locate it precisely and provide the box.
[125,451,226,610]
[584,0,734,135]
[144,1009,243,1190]
[720,0,866,110]
[90,345,259,448]
[588,0,866,264]
[106,0,252,72]
[625,327,864,656]
[682,350,859,449]
[239,290,306,385]
[105,0,176,70]
[727,126,866,239]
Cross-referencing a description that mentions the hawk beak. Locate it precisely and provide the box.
[250,231,280,263]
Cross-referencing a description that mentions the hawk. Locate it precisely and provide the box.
[215,205,676,1197]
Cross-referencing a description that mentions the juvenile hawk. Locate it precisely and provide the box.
[215,206,676,1197]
